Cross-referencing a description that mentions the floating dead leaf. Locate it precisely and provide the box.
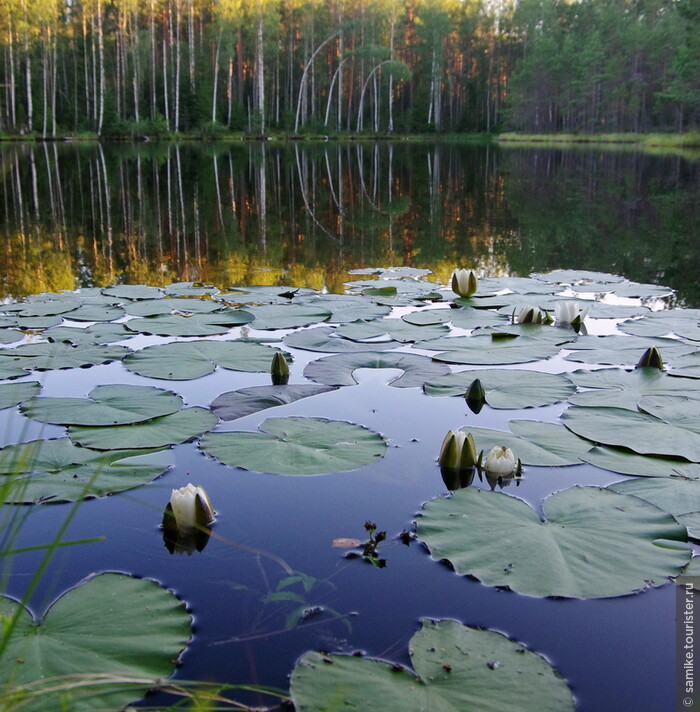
[333,538,361,549]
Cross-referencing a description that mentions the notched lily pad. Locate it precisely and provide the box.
[290,618,575,712]
[0,342,131,371]
[200,416,386,475]
[283,325,398,353]
[0,572,190,712]
[416,486,689,598]
[420,334,559,365]
[303,352,450,388]
[211,384,337,420]
[0,381,41,410]
[125,308,254,336]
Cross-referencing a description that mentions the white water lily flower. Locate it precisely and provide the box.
[555,301,589,325]
[170,483,215,529]
[438,430,477,470]
[451,269,479,298]
[483,446,517,476]
[517,305,547,324]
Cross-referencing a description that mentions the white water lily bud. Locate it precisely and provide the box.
[555,301,589,325]
[517,305,547,324]
[451,269,479,298]
[438,430,477,470]
[170,483,215,529]
[483,446,517,476]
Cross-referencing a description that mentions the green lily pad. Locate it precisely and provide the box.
[211,384,337,420]
[609,478,700,519]
[531,269,625,284]
[165,281,220,296]
[283,326,398,353]
[463,421,592,466]
[618,310,700,340]
[43,323,134,344]
[422,334,559,365]
[68,407,217,450]
[21,384,183,426]
[416,486,689,598]
[582,446,700,479]
[124,340,289,380]
[296,295,391,323]
[290,619,575,712]
[564,335,695,366]
[0,381,40,409]
[1,295,81,317]
[200,416,386,475]
[65,303,126,322]
[0,342,131,371]
[423,369,575,408]
[0,329,25,344]
[0,572,190,712]
[608,281,673,299]
[102,284,164,300]
[568,368,698,409]
[303,352,450,388]
[400,309,452,326]
[245,304,332,330]
[0,440,173,504]
[124,297,222,316]
[670,352,700,379]
[335,318,449,343]
[125,308,254,337]
[562,406,700,462]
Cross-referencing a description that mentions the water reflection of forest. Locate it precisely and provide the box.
[1,142,698,305]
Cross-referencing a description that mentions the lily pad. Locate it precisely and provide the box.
[563,335,695,366]
[609,478,700,520]
[335,318,449,343]
[568,368,698,409]
[416,486,689,598]
[245,304,332,330]
[211,385,337,420]
[423,369,575,408]
[283,325,398,353]
[462,421,592,466]
[1,295,81,317]
[582,446,700,479]
[102,284,164,300]
[200,416,386,475]
[303,352,450,388]
[296,295,391,323]
[0,381,40,409]
[0,342,131,371]
[0,329,25,345]
[68,407,217,450]
[422,334,559,365]
[0,438,173,503]
[618,310,700,340]
[43,323,134,344]
[531,269,625,284]
[64,303,126,322]
[124,340,289,380]
[164,281,220,296]
[21,384,184,426]
[123,297,222,317]
[125,308,254,336]
[0,572,190,712]
[562,406,700,462]
[290,619,575,712]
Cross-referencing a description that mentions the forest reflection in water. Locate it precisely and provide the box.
[1,140,698,304]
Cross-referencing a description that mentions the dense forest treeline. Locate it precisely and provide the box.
[0,0,698,137]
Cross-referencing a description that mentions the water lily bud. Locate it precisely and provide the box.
[170,483,215,529]
[483,445,517,476]
[465,378,486,414]
[271,351,290,385]
[635,346,664,370]
[451,269,479,298]
[438,430,477,469]
[517,305,547,324]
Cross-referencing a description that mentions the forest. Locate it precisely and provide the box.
[0,0,699,138]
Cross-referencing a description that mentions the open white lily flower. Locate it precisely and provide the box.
[517,305,548,324]
[483,446,517,476]
[170,483,215,529]
[555,301,589,325]
[438,429,477,470]
[451,269,478,298]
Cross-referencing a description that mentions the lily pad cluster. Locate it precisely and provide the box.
[1,269,700,708]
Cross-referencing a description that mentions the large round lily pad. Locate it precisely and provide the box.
[245,304,332,330]
[0,342,131,371]
[283,325,398,353]
[582,446,700,479]
[200,416,386,475]
[422,334,559,365]
[0,572,190,712]
[562,406,700,462]
[303,352,450,387]
[125,308,253,336]
[68,407,217,450]
[335,318,449,343]
[416,486,689,598]
[0,381,41,410]
[0,438,173,503]
[211,384,337,420]
[424,368,575,408]
[290,619,575,712]
[21,384,184,426]
[124,340,289,380]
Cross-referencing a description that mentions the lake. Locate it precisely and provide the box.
[1,141,699,712]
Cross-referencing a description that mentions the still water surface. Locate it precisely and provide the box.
[1,141,698,711]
